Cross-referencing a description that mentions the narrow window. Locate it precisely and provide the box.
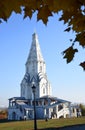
[40,66,42,72]
[43,88,45,94]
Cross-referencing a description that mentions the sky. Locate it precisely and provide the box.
[0,12,85,107]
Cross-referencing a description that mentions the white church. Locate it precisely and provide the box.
[8,33,81,120]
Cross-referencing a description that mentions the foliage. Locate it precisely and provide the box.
[63,45,78,63]
[0,109,8,119]
[0,0,85,69]
[79,104,85,116]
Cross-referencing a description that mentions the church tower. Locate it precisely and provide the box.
[20,33,52,99]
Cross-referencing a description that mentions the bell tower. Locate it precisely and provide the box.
[20,33,52,99]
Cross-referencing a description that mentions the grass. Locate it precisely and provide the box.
[0,117,85,130]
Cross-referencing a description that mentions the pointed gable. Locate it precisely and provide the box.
[26,33,44,64]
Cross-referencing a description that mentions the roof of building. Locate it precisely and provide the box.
[39,95,71,103]
[26,33,45,65]
[8,97,31,101]
[9,97,25,100]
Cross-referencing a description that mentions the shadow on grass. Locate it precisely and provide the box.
[0,119,9,123]
[38,124,85,130]
[0,119,24,123]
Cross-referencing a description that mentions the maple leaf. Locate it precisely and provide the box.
[75,32,85,48]
[0,0,85,70]
[23,7,33,19]
[80,62,85,70]
[70,13,85,33]
[0,0,22,22]
[37,5,52,24]
[43,0,54,11]
[63,46,78,63]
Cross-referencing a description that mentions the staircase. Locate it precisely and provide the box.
[57,108,64,118]
[57,107,70,118]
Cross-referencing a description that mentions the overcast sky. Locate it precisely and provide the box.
[0,12,85,107]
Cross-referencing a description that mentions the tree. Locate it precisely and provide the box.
[0,0,85,70]
[79,104,85,116]
[0,108,8,119]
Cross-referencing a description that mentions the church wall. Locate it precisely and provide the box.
[8,33,81,121]
[21,84,26,97]
[47,82,52,96]
[37,61,46,74]
[39,80,47,97]
[25,85,32,99]
[20,33,52,99]
[36,107,44,119]
[8,108,24,120]
[36,84,39,99]
[21,82,33,99]
[26,62,35,74]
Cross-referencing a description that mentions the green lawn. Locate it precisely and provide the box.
[0,117,85,130]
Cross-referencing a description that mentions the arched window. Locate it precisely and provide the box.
[12,112,16,120]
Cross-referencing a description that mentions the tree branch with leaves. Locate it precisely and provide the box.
[0,0,85,70]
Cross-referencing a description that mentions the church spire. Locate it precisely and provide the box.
[26,33,44,64]
[26,33,46,74]
[21,33,52,99]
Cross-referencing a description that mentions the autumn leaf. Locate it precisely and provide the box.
[63,46,78,63]
[75,32,85,48]
[70,13,85,32]
[23,7,33,19]
[43,0,54,11]
[0,0,22,22]
[0,0,85,69]
[37,5,52,24]
[80,62,85,70]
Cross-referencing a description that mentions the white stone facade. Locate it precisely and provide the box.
[8,33,81,120]
[20,33,52,99]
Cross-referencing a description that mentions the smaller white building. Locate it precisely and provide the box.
[8,33,81,120]
[8,96,81,120]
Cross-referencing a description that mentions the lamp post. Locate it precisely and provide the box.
[32,84,37,130]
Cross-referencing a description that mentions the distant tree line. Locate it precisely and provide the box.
[0,108,8,119]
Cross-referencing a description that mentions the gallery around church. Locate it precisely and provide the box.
[8,33,81,120]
